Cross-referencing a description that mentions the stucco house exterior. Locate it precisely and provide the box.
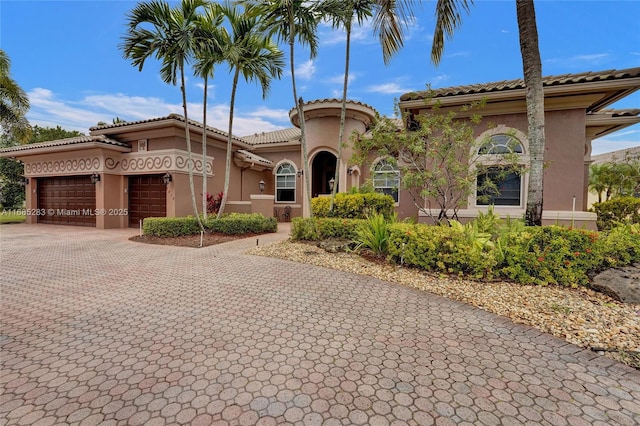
[1,67,638,229]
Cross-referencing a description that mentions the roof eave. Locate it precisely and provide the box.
[0,142,132,158]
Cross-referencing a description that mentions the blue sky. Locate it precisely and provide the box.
[1,0,639,154]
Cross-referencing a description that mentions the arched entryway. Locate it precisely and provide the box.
[312,151,337,198]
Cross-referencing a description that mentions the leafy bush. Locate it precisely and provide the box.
[354,213,392,255]
[206,213,277,234]
[387,220,639,286]
[592,197,640,231]
[498,226,603,286]
[291,217,365,241]
[311,193,395,219]
[598,223,640,267]
[387,222,499,279]
[143,217,201,237]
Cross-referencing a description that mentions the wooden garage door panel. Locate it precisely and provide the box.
[129,175,167,227]
[38,176,96,227]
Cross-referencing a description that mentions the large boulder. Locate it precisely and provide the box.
[591,263,640,304]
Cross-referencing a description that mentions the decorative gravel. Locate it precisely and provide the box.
[248,240,640,368]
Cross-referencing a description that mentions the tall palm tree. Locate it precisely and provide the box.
[121,0,207,230]
[242,0,320,217]
[214,3,285,218]
[193,6,225,220]
[322,0,374,210]
[431,0,545,225]
[0,49,31,144]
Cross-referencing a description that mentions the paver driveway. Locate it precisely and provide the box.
[1,224,639,426]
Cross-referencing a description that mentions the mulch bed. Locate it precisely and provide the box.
[130,232,261,248]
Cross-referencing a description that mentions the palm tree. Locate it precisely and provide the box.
[589,163,608,203]
[121,0,207,231]
[322,0,374,210]
[242,0,320,217]
[0,49,31,144]
[193,6,225,220]
[431,0,546,226]
[214,3,285,218]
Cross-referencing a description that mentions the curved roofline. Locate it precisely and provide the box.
[288,99,377,128]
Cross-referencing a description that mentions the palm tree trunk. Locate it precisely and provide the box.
[289,10,313,218]
[517,0,545,226]
[180,63,205,231]
[330,25,352,212]
[202,75,208,220]
[218,68,240,219]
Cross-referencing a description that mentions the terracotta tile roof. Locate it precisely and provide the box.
[591,146,640,164]
[235,149,273,166]
[400,67,640,101]
[90,113,248,145]
[294,98,376,111]
[242,128,301,145]
[591,108,640,117]
[0,135,129,153]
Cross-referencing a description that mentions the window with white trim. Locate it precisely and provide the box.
[475,134,526,207]
[373,159,400,203]
[276,162,296,202]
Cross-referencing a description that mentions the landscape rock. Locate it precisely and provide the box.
[591,263,640,304]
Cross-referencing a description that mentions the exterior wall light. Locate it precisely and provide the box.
[296,169,304,178]
[347,167,354,175]
[259,180,265,194]
[21,176,29,186]
[329,177,335,192]
[90,173,101,184]
[162,172,172,184]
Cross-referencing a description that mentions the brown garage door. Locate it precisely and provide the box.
[129,175,167,227]
[38,176,96,227]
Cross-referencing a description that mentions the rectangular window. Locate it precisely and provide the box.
[276,174,295,202]
[477,168,521,206]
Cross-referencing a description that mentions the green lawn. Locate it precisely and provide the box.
[0,211,26,224]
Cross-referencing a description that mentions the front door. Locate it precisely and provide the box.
[311,151,337,197]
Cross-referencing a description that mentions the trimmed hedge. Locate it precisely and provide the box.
[291,217,365,241]
[296,214,640,287]
[592,196,640,231]
[387,222,640,286]
[205,213,277,234]
[311,193,395,219]
[143,213,276,237]
[143,217,201,237]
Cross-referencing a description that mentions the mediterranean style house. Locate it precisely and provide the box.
[1,67,639,229]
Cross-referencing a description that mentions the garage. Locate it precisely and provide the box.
[38,176,96,227]
[129,175,167,227]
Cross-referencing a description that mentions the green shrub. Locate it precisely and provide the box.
[143,217,201,237]
[144,213,276,237]
[388,222,499,279]
[354,213,392,255]
[291,217,365,241]
[206,213,277,234]
[311,193,395,219]
[598,223,640,267]
[592,197,640,231]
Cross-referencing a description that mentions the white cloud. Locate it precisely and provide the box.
[365,82,414,95]
[25,88,288,137]
[294,60,316,81]
[545,53,610,65]
[194,83,216,99]
[326,73,357,85]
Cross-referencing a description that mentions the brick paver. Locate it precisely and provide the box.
[1,223,639,425]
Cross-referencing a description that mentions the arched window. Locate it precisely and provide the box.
[475,133,527,207]
[373,159,400,203]
[276,162,296,202]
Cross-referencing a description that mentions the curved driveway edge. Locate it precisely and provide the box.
[1,224,639,425]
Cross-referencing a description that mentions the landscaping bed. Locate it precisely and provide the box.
[130,232,259,248]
